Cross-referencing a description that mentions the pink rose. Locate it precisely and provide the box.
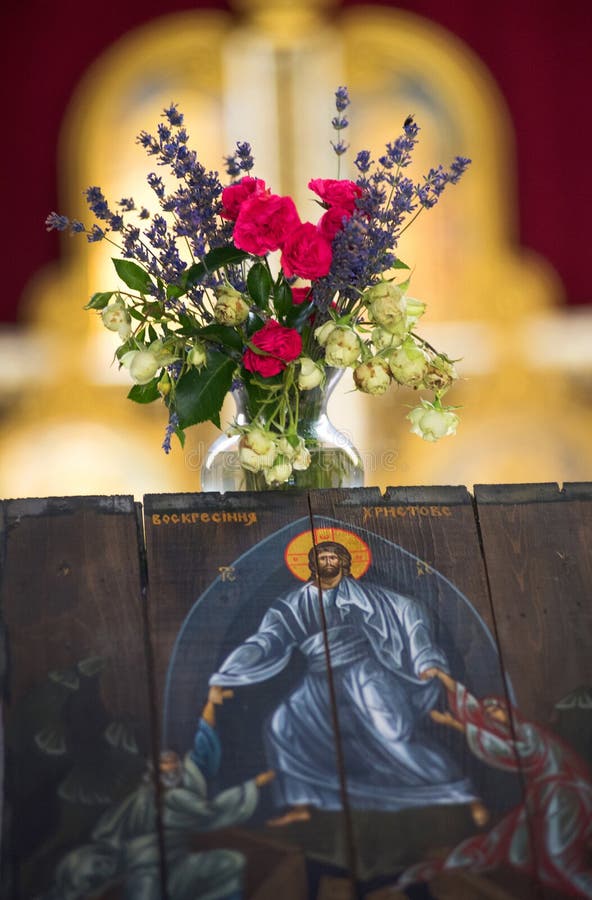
[318,206,351,241]
[291,285,312,304]
[281,222,333,279]
[308,178,363,214]
[233,193,301,255]
[221,176,267,220]
[243,320,303,378]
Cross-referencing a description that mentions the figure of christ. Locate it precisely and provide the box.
[210,541,487,828]
[47,686,275,900]
[398,670,592,897]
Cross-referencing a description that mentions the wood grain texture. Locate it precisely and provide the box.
[0,496,151,899]
[474,482,592,900]
[306,487,527,895]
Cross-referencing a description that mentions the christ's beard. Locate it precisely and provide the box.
[318,564,340,578]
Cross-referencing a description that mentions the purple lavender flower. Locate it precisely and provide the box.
[162,411,179,454]
[235,142,254,172]
[45,212,69,231]
[85,187,112,221]
[334,86,350,112]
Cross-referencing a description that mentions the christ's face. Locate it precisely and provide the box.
[316,550,342,578]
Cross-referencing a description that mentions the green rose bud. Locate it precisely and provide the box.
[421,356,458,391]
[324,327,361,367]
[388,339,428,387]
[187,342,207,368]
[157,371,171,396]
[298,357,324,390]
[407,404,459,441]
[405,297,426,328]
[314,320,338,347]
[365,282,407,336]
[371,326,402,352]
[353,358,391,395]
[214,286,249,325]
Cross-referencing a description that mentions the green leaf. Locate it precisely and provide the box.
[84,291,114,310]
[393,258,410,270]
[174,426,186,449]
[247,263,272,308]
[177,312,201,336]
[127,378,160,404]
[196,324,243,351]
[245,311,265,337]
[273,279,294,319]
[175,351,236,429]
[285,300,315,330]
[112,259,155,294]
[180,246,250,291]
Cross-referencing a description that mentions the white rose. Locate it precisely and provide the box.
[277,436,297,460]
[214,286,249,325]
[242,427,276,457]
[238,446,266,473]
[353,358,391,395]
[298,357,324,390]
[407,405,459,441]
[148,340,178,367]
[292,443,311,471]
[388,340,428,387]
[125,350,160,384]
[324,328,361,367]
[264,460,293,485]
[314,320,338,347]
[101,301,131,338]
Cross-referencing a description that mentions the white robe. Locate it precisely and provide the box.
[211,576,475,811]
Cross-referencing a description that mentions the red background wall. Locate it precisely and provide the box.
[2,0,591,323]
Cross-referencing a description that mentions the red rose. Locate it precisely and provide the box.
[233,193,301,256]
[281,222,333,279]
[308,178,363,214]
[318,206,352,241]
[291,285,312,304]
[243,320,303,377]
[221,176,267,220]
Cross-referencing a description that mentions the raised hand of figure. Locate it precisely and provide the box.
[420,667,456,692]
[208,685,234,706]
[254,769,276,788]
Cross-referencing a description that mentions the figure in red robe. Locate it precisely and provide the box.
[397,669,592,898]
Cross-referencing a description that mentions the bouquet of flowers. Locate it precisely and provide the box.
[46,87,470,487]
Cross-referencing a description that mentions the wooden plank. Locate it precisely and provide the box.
[143,490,318,900]
[473,482,592,900]
[305,486,531,899]
[0,496,153,900]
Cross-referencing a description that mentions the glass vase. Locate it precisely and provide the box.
[200,369,365,492]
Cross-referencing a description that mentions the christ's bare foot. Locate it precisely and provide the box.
[266,805,311,827]
[470,800,490,827]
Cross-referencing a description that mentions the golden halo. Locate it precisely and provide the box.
[284,527,372,581]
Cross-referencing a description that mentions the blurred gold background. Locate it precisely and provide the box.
[4,0,591,498]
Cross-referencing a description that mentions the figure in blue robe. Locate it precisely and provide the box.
[210,542,478,820]
[45,687,274,900]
